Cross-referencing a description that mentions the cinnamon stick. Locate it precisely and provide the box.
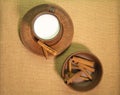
[78,66,92,80]
[68,59,72,72]
[72,64,95,72]
[79,76,89,81]
[37,40,57,56]
[78,63,95,72]
[72,56,94,67]
[66,71,82,84]
[66,71,89,84]
[42,47,48,59]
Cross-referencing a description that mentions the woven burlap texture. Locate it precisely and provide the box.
[0,0,120,95]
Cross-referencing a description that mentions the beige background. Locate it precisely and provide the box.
[0,0,120,95]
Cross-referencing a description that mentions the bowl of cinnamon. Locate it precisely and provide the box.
[62,52,103,91]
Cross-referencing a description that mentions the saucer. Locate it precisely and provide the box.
[19,4,74,56]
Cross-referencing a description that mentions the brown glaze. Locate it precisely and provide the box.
[19,4,74,56]
[62,52,103,91]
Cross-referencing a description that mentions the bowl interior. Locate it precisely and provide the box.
[62,52,103,91]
